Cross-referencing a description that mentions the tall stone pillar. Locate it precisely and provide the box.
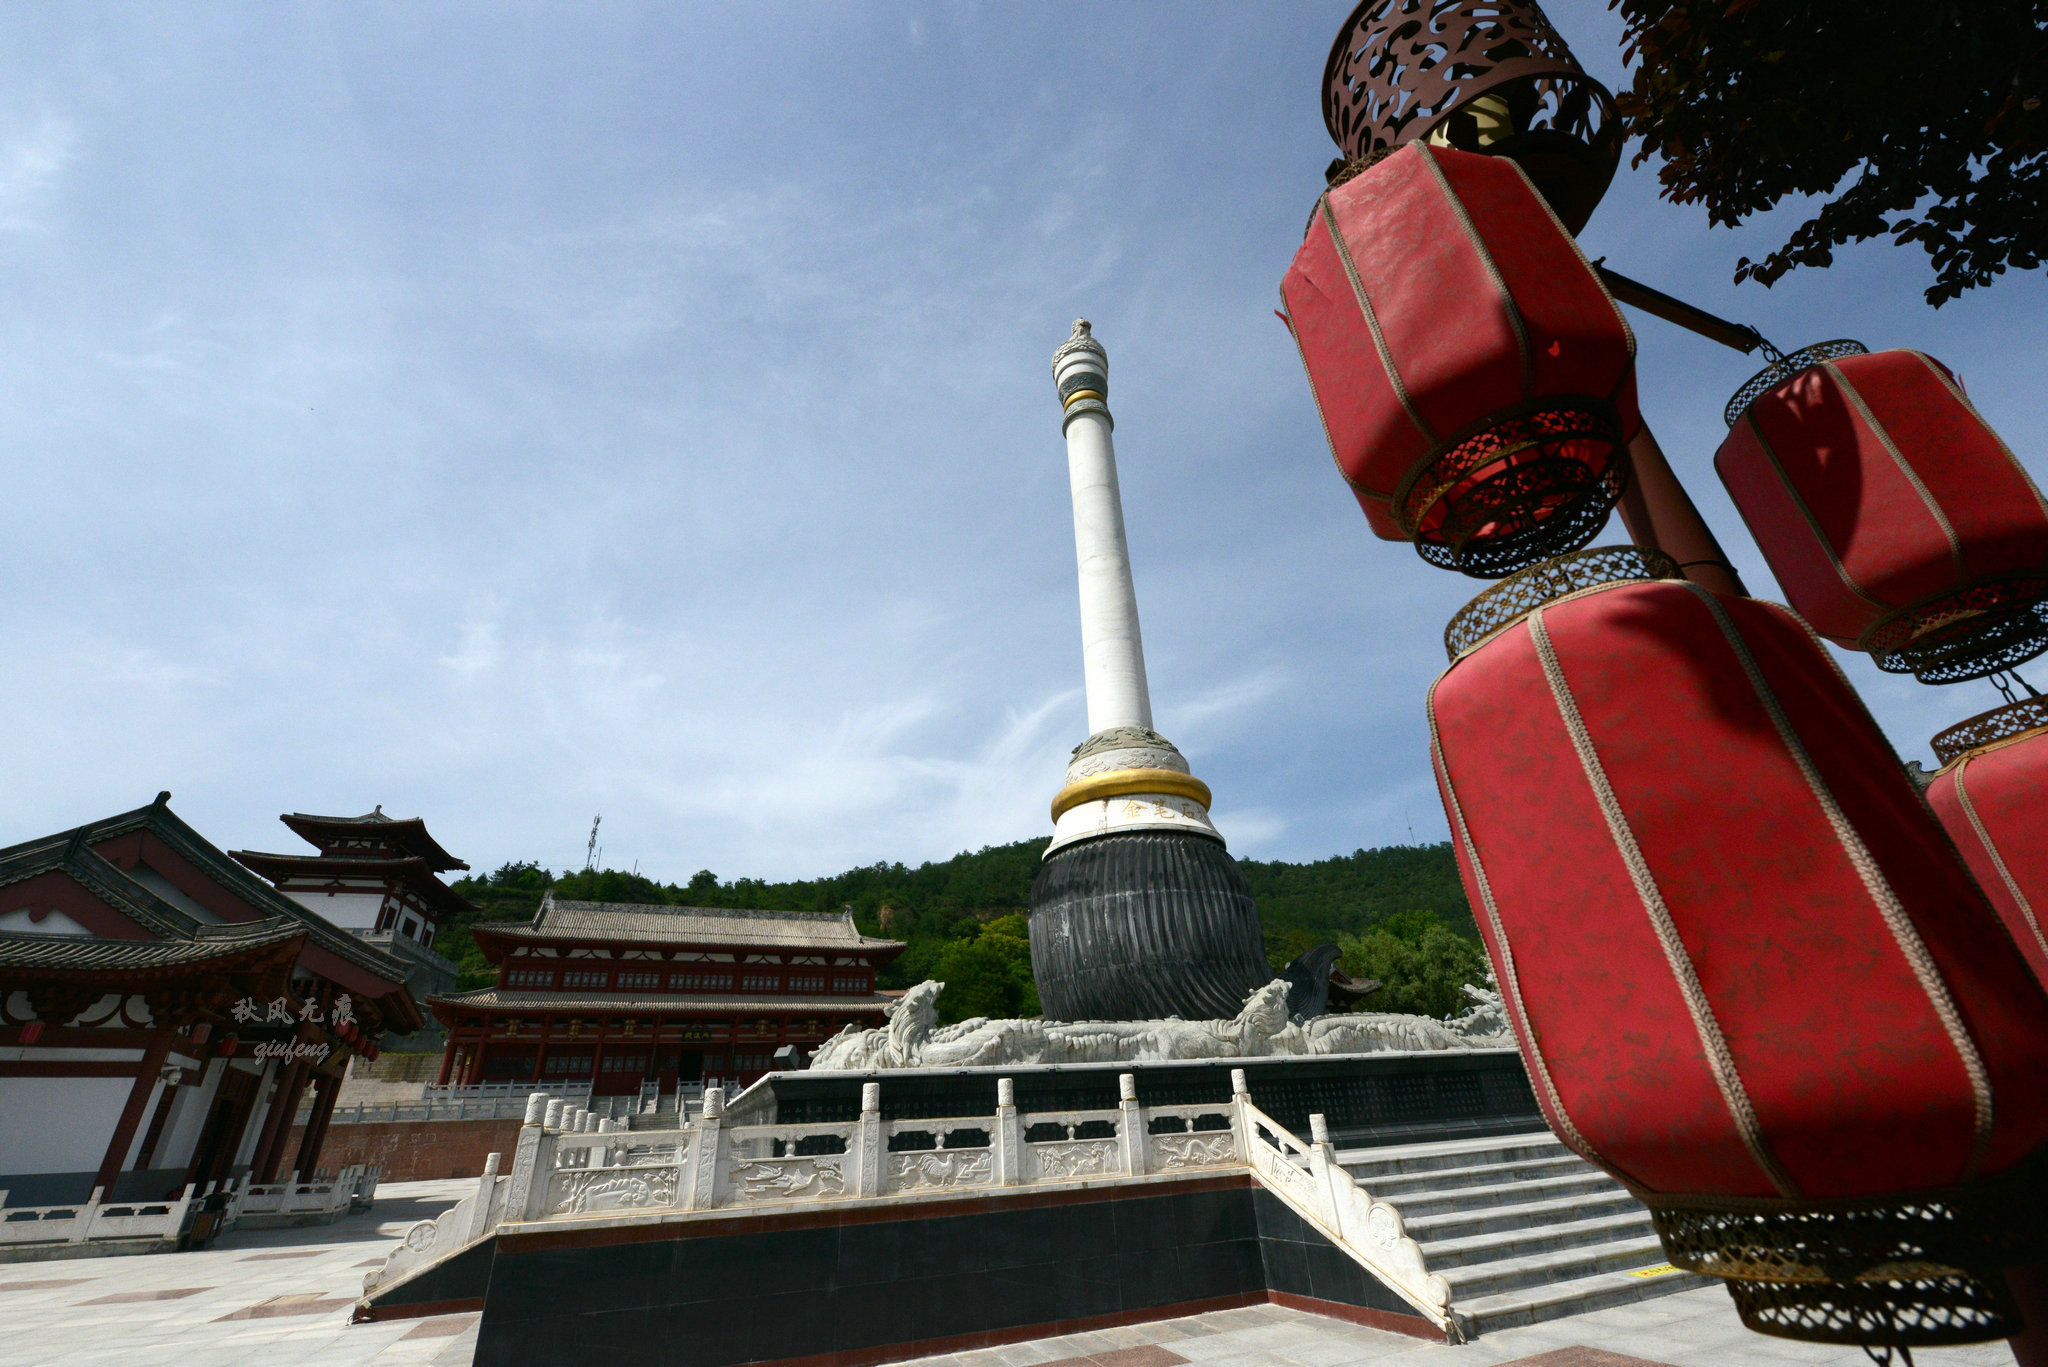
[1027,321,1273,1021]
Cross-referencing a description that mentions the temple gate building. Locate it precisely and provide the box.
[431,896,904,1093]
[231,808,468,1039]
[0,796,421,1208]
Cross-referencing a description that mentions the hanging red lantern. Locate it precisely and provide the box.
[1926,697,2048,991]
[1280,143,1638,577]
[1429,546,2048,1347]
[1715,345,2048,684]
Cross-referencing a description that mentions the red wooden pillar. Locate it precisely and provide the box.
[292,1070,340,1179]
[245,1060,297,1182]
[94,1036,171,1197]
[437,1036,458,1086]
[590,1020,610,1094]
[253,1062,314,1182]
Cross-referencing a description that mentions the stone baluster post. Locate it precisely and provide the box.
[1118,1073,1147,1176]
[685,1086,725,1211]
[1229,1068,1252,1161]
[853,1082,883,1198]
[994,1078,1022,1185]
[1306,1113,1344,1231]
[467,1152,503,1242]
[68,1187,103,1243]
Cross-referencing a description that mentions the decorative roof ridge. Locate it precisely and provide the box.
[34,799,418,987]
[0,835,200,941]
[279,809,468,871]
[545,900,858,923]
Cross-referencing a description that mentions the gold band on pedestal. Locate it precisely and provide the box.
[1050,768,1212,823]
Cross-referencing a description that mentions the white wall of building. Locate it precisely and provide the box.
[123,864,224,923]
[284,890,384,928]
[0,1075,131,1176]
[0,906,93,935]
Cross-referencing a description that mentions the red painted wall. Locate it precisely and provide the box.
[288,1117,522,1183]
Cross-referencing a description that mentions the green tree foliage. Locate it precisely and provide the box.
[930,913,1041,1026]
[437,840,1483,1018]
[1613,0,2047,305]
[1238,843,1474,968]
[1336,909,1490,1020]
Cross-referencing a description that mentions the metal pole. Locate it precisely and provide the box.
[1616,423,1747,598]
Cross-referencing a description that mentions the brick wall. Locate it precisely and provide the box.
[292,1116,522,1183]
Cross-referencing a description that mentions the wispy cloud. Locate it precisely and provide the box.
[0,108,74,232]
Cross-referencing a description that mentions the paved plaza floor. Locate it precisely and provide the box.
[0,1178,481,1367]
[0,1180,2019,1367]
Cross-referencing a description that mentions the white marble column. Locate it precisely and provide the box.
[1053,320,1153,736]
[1046,321,1222,854]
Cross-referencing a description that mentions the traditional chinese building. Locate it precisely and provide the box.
[0,796,422,1208]
[231,808,469,1037]
[431,896,905,1093]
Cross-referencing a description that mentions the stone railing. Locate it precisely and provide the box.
[422,1080,594,1105]
[233,1164,380,1226]
[365,1155,507,1294]
[366,1073,1457,1332]
[0,1184,203,1251]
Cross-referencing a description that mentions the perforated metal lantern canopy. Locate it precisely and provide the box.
[1716,347,2048,684]
[1280,144,1638,579]
[1428,548,2048,1346]
[1322,0,1620,233]
[1927,698,2048,993]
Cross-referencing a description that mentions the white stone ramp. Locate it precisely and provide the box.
[1335,1130,1708,1338]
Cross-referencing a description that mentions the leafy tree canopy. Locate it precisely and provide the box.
[441,840,1482,1014]
[1613,0,2047,304]
[1336,910,1491,1019]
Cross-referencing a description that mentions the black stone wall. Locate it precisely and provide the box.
[1252,1188,1414,1316]
[467,1179,1435,1367]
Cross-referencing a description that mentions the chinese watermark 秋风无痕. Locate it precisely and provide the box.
[228,993,355,1029]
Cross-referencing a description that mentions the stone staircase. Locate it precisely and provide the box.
[626,1095,685,1132]
[1335,1130,1711,1337]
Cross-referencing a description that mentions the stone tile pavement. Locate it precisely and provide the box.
[0,1179,480,1367]
[0,1183,2019,1367]
[901,1296,2017,1367]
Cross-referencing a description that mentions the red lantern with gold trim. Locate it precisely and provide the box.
[1429,547,2048,1346]
[1926,697,2048,991]
[1279,143,1638,577]
[1715,345,2048,683]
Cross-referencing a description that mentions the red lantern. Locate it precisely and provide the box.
[1926,697,2048,991]
[1715,345,2048,683]
[1429,547,2048,1345]
[1279,143,1638,576]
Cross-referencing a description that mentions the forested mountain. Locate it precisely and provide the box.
[438,839,1484,1024]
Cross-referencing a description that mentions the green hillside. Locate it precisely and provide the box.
[438,839,1483,1023]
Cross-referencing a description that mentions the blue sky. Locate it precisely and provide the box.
[3,3,2043,881]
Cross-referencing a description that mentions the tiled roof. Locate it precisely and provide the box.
[0,799,420,1023]
[473,897,905,953]
[428,987,896,1015]
[279,810,468,872]
[0,921,304,972]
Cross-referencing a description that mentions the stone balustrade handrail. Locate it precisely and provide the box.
[363,1073,1461,1337]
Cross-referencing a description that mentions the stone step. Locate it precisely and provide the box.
[1380,1169,1625,1222]
[1417,1210,1656,1271]
[1401,1186,1643,1242]
[1335,1130,1566,1181]
[1439,1233,1674,1301]
[1349,1153,1593,1198]
[1453,1260,1713,1337]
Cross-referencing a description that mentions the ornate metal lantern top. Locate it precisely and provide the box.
[1322,0,1620,233]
